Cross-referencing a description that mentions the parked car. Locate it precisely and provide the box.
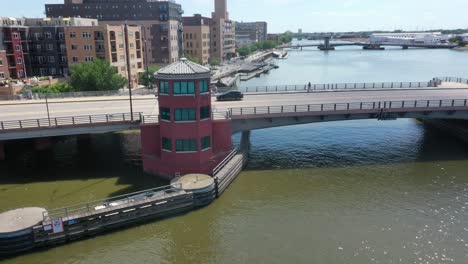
[216,91,244,101]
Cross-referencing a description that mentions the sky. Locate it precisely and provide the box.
[1,0,467,33]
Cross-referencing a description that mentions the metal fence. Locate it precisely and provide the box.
[34,88,157,99]
[43,184,181,221]
[0,112,142,131]
[228,99,468,117]
[438,77,468,84]
[240,81,434,94]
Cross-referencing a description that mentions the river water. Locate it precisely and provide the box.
[1,46,468,264]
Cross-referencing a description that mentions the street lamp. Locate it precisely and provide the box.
[45,94,51,126]
[124,22,134,121]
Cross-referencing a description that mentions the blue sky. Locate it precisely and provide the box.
[1,0,467,33]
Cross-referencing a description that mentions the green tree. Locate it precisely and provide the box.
[186,55,202,65]
[70,59,127,91]
[209,57,221,66]
[139,65,161,87]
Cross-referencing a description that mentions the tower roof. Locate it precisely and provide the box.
[156,58,211,80]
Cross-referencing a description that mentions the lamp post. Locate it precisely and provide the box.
[45,94,51,126]
[124,22,134,121]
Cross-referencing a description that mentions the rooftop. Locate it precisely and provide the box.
[156,58,211,80]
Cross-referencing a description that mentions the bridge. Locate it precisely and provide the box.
[0,78,468,143]
[280,37,458,50]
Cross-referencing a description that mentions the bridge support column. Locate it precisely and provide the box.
[0,142,4,161]
[34,137,52,151]
[240,131,251,153]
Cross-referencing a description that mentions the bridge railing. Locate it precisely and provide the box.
[228,99,468,117]
[141,115,159,124]
[0,112,142,131]
[241,81,435,94]
[438,77,468,84]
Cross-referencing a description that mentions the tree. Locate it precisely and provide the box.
[139,65,161,87]
[209,57,221,66]
[70,59,127,91]
[186,55,202,65]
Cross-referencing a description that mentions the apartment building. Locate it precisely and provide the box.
[0,17,144,86]
[64,24,144,87]
[0,17,30,79]
[235,21,268,47]
[211,0,235,61]
[45,0,184,65]
[0,50,9,80]
[183,15,211,65]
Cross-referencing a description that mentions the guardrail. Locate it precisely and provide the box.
[240,81,435,94]
[34,88,157,99]
[438,77,468,84]
[0,112,142,131]
[213,147,239,176]
[43,184,181,221]
[227,99,468,117]
[141,115,159,124]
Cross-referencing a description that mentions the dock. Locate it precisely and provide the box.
[0,143,249,256]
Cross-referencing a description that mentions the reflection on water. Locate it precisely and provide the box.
[1,49,468,263]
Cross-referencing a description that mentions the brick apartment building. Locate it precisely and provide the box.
[0,50,9,80]
[211,0,235,61]
[0,17,144,86]
[182,15,211,65]
[45,0,183,65]
[0,18,30,80]
[235,21,268,47]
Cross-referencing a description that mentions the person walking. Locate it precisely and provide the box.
[307,82,312,92]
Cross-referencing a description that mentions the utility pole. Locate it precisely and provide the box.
[124,22,134,121]
[45,95,51,126]
[143,25,152,89]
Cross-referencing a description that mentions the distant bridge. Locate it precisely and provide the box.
[280,38,458,50]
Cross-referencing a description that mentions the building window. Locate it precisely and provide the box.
[173,81,195,95]
[85,56,94,62]
[82,32,92,38]
[119,43,124,49]
[47,44,53,51]
[16,57,22,64]
[176,139,197,152]
[15,45,21,51]
[120,55,125,61]
[200,106,210,120]
[160,81,169,94]
[45,32,52,39]
[121,66,126,71]
[175,109,196,122]
[18,70,25,78]
[48,56,55,63]
[199,80,209,93]
[71,44,77,50]
[72,57,79,63]
[130,43,134,48]
[162,138,172,151]
[0,58,2,66]
[70,32,76,38]
[84,44,93,50]
[160,107,171,121]
[201,136,211,150]
[0,72,5,79]
[13,33,19,39]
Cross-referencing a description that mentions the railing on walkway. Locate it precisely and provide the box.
[34,88,157,99]
[0,112,142,131]
[241,81,434,93]
[438,77,468,84]
[212,147,239,176]
[228,99,468,117]
[141,115,159,124]
[43,184,181,221]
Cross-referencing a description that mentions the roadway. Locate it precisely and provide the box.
[2,88,468,121]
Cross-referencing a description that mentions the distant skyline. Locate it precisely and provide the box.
[1,0,467,33]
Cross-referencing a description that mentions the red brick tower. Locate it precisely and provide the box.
[141,58,232,179]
